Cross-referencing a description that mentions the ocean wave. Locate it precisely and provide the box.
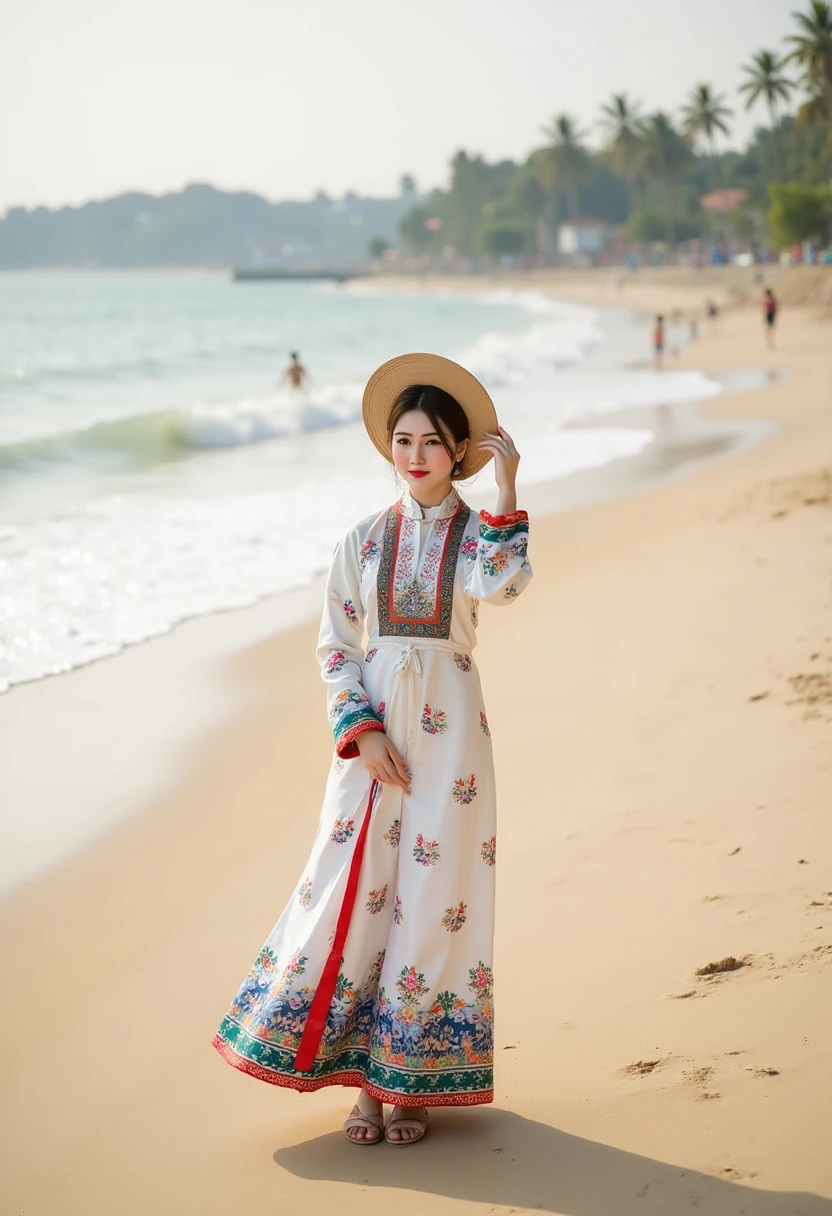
[0,385,367,469]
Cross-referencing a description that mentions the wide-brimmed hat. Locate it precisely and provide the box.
[361,352,498,480]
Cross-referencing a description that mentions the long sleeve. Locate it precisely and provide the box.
[465,508,532,605]
[316,526,385,759]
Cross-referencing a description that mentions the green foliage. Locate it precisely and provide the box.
[368,236,391,259]
[767,182,832,245]
[479,221,531,256]
[785,1,832,105]
[0,183,418,269]
[625,209,702,243]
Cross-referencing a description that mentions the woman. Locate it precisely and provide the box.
[213,353,532,1145]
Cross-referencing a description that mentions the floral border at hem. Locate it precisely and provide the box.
[211,1034,494,1108]
[335,717,385,760]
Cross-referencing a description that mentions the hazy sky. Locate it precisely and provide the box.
[2,0,800,211]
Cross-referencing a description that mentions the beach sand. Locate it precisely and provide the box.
[1,273,830,1215]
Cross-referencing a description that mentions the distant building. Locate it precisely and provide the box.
[558,218,608,257]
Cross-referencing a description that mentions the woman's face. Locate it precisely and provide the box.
[390,409,468,497]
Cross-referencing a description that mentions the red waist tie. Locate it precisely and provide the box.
[293,779,379,1072]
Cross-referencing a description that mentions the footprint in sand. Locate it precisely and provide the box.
[695,955,749,979]
[683,1065,722,1101]
[620,1058,666,1077]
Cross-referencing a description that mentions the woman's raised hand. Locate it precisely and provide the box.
[355,731,411,793]
[478,426,520,513]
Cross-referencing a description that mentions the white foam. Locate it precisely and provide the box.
[0,291,728,696]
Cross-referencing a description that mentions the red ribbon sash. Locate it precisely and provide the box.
[293,779,379,1072]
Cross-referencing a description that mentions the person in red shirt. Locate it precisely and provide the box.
[763,289,778,349]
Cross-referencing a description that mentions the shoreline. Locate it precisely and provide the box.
[1,280,830,1212]
[0,365,774,896]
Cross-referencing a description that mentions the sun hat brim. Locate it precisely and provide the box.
[361,353,498,480]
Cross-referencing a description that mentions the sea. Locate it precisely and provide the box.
[0,270,722,696]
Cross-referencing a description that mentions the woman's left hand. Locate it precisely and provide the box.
[478,426,520,492]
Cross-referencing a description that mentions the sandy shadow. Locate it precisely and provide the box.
[273,1108,830,1215]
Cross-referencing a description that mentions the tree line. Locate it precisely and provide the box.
[397,1,832,258]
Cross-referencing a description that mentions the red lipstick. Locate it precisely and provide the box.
[409,471,429,479]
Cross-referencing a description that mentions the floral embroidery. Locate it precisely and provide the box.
[452,775,478,805]
[413,834,441,866]
[383,819,401,848]
[394,578,435,618]
[342,598,358,626]
[366,884,388,915]
[364,648,378,664]
[376,700,386,718]
[282,948,308,980]
[395,964,430,1005]
[452,652,472,672]
[298,878,312,908]
[503,583,519,599]
[359,540,381,571]
[421,703,448,735]
[394,895,403,925]
[330,817,355,844]
[325,650,346,674]
[468,961,494,1000]
[377,502,468,638]
[442,901,468,933]
[479,711,491,736]
[460,535,478,561]
[333,755,345,774]
[471,601,479,628]
[480,549,511,578]
[481,836,496,866]
[509,538,528,559]
[329,688,370,724]
[254,945,278,971]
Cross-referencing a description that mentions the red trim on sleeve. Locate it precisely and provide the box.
[480,509,529,528]
[335,718,385,760]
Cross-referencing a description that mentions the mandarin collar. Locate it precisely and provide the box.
[400,485,461,521]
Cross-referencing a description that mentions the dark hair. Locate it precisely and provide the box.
[656,314,664,322]
[290,351,299,359]
[387,384,470,477]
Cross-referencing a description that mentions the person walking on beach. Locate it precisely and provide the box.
[281,351,309,392]
[653,315,665,370]
[213,353,531,1146]
[763,288,778,349]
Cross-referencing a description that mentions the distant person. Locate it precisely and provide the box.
[689,316,699,341]
[281,351,309,392]
[705,299,720,332]
[763,288,778,349]
[653,315,665,369]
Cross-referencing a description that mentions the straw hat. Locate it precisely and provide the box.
[361,353,498,480]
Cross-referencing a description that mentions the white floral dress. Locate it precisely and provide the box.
[213,485,531,1107]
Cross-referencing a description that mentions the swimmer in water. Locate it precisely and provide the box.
[281,351,310,392]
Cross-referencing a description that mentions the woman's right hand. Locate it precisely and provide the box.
[355,730,410,793]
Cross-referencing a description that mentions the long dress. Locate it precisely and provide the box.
[213,484,532,1107]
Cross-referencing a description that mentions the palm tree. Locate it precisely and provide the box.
[599,93,646,203]
[681,83,733,181]
[539,114,592,221]
[785,0,832,121]
[739,50,794,179]
[636,113,694,243]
